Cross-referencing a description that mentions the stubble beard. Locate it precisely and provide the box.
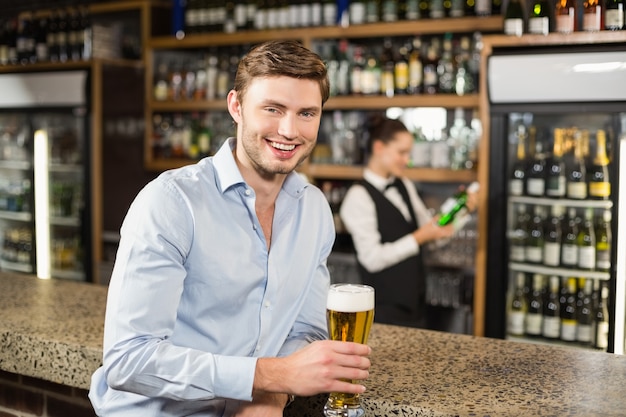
[240,121,313,178]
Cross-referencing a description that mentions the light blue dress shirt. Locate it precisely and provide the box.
[89,138,333,416]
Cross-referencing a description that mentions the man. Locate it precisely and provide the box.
[89,40,371,416]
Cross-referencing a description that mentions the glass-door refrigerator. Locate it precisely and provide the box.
[0,70,91,281]
[484,45,626,354]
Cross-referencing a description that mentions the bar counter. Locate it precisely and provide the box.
[1,272,625,416]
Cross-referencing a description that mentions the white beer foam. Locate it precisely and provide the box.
[327,284,375,312]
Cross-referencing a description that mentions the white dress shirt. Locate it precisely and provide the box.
[339,169,433,274]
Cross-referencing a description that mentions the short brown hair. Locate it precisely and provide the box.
[233,40,330,105]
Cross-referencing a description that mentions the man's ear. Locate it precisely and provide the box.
[227,90,242,124]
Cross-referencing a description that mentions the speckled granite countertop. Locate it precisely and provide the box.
[1,272,625,416]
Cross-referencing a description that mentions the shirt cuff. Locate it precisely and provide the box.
[212,355,258,401]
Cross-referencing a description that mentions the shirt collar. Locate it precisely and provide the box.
[363,168,395,192]
[212,137,309,197]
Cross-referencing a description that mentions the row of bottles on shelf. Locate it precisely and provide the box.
[0,178,31,213]
[509,203,611,272]
[151,112,234,160]
[0,124,30,162]
[508,273,609,350]
[152,32,482,104]
[50,181,81,218]
[1,227,32,266]
[1,226,83,272]
[178,0,503,36]
[0,7,92,66]
[503,0,625,35]
[426,269,473,308]
[509,126,612,200]
[311,108,480,169]
[320,33,481,97]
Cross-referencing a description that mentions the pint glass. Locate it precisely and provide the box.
[324,284,375,417]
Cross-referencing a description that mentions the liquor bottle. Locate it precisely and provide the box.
[510,204,530,262]
[437,181,480,226]
[422,44,439,95]
[546,129,566,198]
[419,0,431,17]
[595,209,612,272]
[577,207,596,271]
[567,133,588,199]
[361,53,382,95]
[0,21,8,65]
[68,7,82,61]
[543,205,563,267]
[437,34,455,94]
[503,0,525,36]
[526,127,546,197]
[542,275,561,340]
[525,274,544,337]
[555,0,578,33]
[582,0,604,30]
[576,278,593,345]
[508,272,528,336]
[56,8,69,63]
[450,0,467,17]
[605,0,625,29]
[475,0,492,15]
[365,0,381,22]
[592,281,609,350]
[322,0,338,26]
[407,36,423,95]
[33,15,49,63]
[394,41,409,95]
[336,40,351,96]
[350,0,367,24]
[380,38,395,98]
[528,0,552,35]
[405,0,421,19]
[430,0,446,18]
[382,0,399,21]
[560,277,578,342]
[588,129,611,200]
[526,205,545,264]
[350,46,365,95]
[561,208,579,268]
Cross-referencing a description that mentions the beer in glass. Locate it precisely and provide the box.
[324,284,375,417]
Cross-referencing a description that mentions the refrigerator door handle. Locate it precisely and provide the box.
[614,133,626,355]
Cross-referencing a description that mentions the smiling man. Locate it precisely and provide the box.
[89,40,371,417]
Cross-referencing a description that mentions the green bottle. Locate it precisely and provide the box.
[437,181,479,226]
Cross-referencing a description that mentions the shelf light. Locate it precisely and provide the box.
[34,129,51,280]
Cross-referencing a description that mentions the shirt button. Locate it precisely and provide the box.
[264,301,271,308]
[245,189,251,196]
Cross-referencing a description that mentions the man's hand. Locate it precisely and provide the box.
[253,340,372,397]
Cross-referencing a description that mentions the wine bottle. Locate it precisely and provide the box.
[526,127,546,197]
[576,278,593,345]
[525,273,544,337]
[577,207,596,271]
[407,36,423,95]
[567,132,588,199]
[588,129,611,200]
[503,0,525,36]
[543,205,563,267]
[595,209,612,272]
[604,0,625,29]
[508,272,528,336]
[592,281,609,350]
[510,203,530,262]
[526,205,545,264]
[582,0,604,30]
[509,124,527,196]
[542,275,561,340]
[546,128,566,198]
[561,208,579,268]
[560,277,578,342]
[528,0,552,34]
[555,0,578,33]
[438,182,480,226]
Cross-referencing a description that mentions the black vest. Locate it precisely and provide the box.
[357,180,426,328]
